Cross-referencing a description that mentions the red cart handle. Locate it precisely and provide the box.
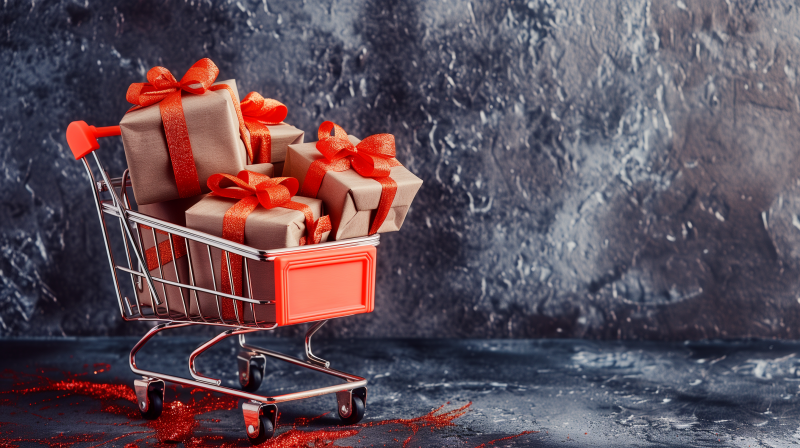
[66,121,121,160]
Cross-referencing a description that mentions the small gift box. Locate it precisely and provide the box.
[135,196,201,317]
[239,92,304,175]
[185,170,331,324]
[133,163,275,318]
[283,121,423,240]
[120,58,249,205]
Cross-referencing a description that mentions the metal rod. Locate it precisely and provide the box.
[167,233,189,318]
[224,251,243,325]
[100,200,380,261]
[115,266,273,305]
[82,159,128,321]
[207,246,226,324]
[188,328,261,385]
[243,260,259,328]
[130,324,366,405]
[92,153,161,306]
[117,169,136,318]
[305,320,330,368]
[151,227,170,317]
[239,334,363,383]
[184,238,207,323]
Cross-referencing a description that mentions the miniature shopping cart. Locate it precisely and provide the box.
[66,121,377,444]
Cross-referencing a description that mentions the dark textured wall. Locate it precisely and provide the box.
[2,0,800,339]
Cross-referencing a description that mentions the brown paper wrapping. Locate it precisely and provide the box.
[247,124,304,175]
[134,196,202,317]
[283,135,423,240]
[120,79,248,205]
[184,192,328,324]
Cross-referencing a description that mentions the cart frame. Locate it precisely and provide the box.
[66,121,375,442]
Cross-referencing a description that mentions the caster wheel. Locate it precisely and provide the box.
[246,414,274,445]
[140,389,163,420]
[240,360,264,392]
[338,395,365,425]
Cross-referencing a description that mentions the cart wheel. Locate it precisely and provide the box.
[140,389,163,420]
[240,360,263,392]
[338,395,365,425]
[246,413,274,445]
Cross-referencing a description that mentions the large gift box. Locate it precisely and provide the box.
[133,163,275,319]
[184,170,331,324]
[120,59,249,205]
[239,91,304,175]
[283,122,423,240]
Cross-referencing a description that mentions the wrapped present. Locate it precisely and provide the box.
[283,121,423,240]
[239,92,304,175]
[185,170,331,324]
[120,58,250,205]
[133,163,275,319]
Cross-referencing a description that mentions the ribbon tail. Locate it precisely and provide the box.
[369,177,398,235]
[159,91,202,198]
[310,215,332,245]
[243,118,273,164]
[219,196,260,323]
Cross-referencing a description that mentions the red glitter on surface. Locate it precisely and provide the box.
[473,430,538,448]
[0,368,536,447]
[360,402,472,448]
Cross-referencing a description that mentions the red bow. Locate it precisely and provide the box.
[207,170,331,322]
[240,92,288,164]
[126,58,220,107]
[125,58,251,198]
[300,121,401,235]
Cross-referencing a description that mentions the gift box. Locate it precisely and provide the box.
[134,196,200,317]
[133,163,275,319]
[184,170,331,324]
[120,59,249,205]
[239,92,304,175]
[283,122,423,240]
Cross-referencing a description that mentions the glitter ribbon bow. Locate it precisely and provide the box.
[126,58,251,198]
[208,170,331,321]
[299,121,401,235]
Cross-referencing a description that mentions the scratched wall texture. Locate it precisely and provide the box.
[1,0,800,338]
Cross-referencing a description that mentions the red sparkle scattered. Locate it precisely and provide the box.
[473,430,538,448]
[360,402,472,448]
[0,369,534,447]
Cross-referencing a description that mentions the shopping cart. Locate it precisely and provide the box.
[66,121,378,444]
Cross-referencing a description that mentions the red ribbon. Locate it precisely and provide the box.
[139,226,187,272]
[240,92,288,164]
[299,121,401,235]
[126,58,251,198]
[207,170,331,322]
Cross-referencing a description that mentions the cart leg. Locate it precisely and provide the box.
[305,320,330,368]
[336,387,367,425]
[242,401,277,444]
[134,378,164,420]
[237,351,266,392]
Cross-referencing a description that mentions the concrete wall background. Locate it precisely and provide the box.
[2,0,800,339]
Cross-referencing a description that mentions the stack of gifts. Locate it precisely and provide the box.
[119,58,422,322]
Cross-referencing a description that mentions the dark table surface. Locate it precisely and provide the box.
[0,334,796,447]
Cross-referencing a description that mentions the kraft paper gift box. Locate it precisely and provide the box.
[120,78,248,205]
[238,91,304,175]
[133,163,275,319]
[283,134,423,241]
[184,172,329,324]
[134,196,201,317]
[252,124,304,176]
